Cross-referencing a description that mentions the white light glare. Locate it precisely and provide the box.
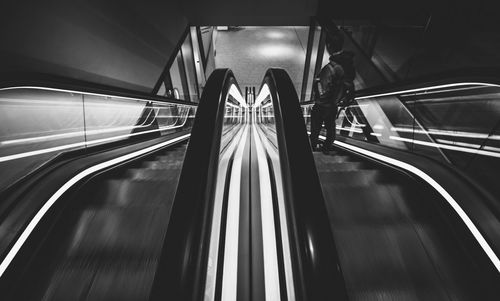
[254,84,271,108]
[228,84,248,108]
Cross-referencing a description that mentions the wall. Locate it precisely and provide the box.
[179,0,317,26]
[330,1,500,87]
[0,0,188,93]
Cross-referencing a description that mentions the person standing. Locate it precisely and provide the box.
[309,33,355,154]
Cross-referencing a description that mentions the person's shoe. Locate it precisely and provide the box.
[312,146,321,152]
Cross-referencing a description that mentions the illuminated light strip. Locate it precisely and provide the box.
[436,138,483,149]
[225,102,241,109]
[337,110,366,127]
[261,101,273,109]
[391,127,500,141]
[400,85,485,97]
[356,82,500,100]
[0,107,162,144]
[254,84,270,108]
[205,126,246,301]
[252,125,281,301]
[0,133,191,278]
[0,124,185,163]
[312,133,500,272]
[1,110,159,146]
[338,127,363,133]
[221,125,249,301]
[0,86,198,106]
[404,94,500,105]
[255,126,295,301]
[1,108,193,146]
[228,85,248,108]
[0,98,185,111]
[436,139,500,153]
[484,145,500,152]
[9,96,191,149]
[2,130,86,146]
[389,136,500,158]
[370,133,382,137]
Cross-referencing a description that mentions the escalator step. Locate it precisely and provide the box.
[65,207,169,257]
[142,160,183,170]
[313,154,357,165]
[42,259,157,301]
[81,179,178,207]
[125,169,181,181]
[321,184,408,226]
[313,151,484,300]
[316,161,367,172]
[333,224,450,300]
[317,170,382,186]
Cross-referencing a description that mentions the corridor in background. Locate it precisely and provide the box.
[213,26,308,94]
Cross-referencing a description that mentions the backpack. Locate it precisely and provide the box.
[330,54,355,107]
[314,53,355,107]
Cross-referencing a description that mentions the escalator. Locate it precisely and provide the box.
[8,142,188,300]
[0,83,201,300]
[314,149,498,299]
[1,68,500,301]
[267,67,500,299]
[0,69,254,301]
[299,80,500,300]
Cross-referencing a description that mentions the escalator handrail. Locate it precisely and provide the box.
[301,76,500,106]
[150,69,240,300]
[260,68,349,300]
[0,81,198,106]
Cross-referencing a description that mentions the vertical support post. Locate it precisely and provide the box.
[177,50,191,102]
[300,18,316,102]
[196,26,207,70]
[311,28,326,101]
[187,30,201,102]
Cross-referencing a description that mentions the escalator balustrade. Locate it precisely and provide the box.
[7,143,188,300]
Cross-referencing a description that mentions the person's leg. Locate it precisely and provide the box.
[309,105,323,150]
[323,106,337,152]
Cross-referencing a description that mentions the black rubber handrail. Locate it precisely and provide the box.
[260,68,349,300]
[150,69,240,300]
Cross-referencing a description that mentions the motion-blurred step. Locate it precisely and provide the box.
[314,148,498,300]
[7,142,188,300]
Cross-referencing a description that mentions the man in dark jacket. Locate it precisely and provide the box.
[309,33,355,154]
